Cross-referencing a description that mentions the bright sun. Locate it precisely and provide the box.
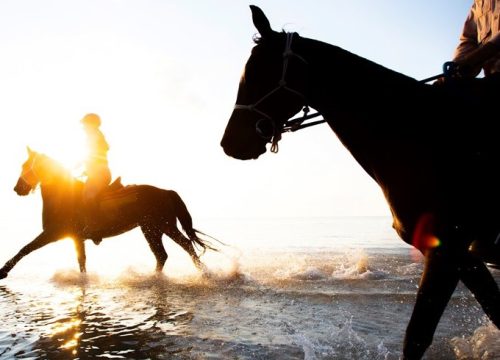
[31,125,87,174]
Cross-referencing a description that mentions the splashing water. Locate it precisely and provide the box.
[332,250,388,280]
[293,313,391,360]
[0,217,498,359]
[451,321,500,359]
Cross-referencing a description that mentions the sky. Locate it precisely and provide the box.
[0,0,473,234]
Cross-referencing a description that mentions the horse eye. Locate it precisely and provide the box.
[255,118,275,140]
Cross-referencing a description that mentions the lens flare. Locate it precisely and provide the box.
[412,213,441,256]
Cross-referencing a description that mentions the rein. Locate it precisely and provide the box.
[235,32,458,153]
[281,63,460,136]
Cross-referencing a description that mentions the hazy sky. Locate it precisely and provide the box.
[0,0,472,229]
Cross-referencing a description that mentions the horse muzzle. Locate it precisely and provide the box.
[220,135,266,160]
[14,178,32,196]
[221,112,269,160]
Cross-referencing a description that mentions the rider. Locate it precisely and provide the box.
[81,113,111,245]
[452,0,500,78]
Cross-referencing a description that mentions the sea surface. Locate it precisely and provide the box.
[0,216,499,359]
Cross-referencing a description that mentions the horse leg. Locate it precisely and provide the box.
[163,225,203,270]
[458,252,500,328]
[140,225,168,272]
[73,238,87,273]
[403,246,461,360]
[0,231,57,279]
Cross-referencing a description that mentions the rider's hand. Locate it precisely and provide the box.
[432,76,446,86]
[454,42,500,78]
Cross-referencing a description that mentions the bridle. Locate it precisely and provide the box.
[20,153,42,189]
[233,32,325,153]
[233,32,452,154]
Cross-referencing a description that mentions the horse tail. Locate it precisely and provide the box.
[170,191,219,254]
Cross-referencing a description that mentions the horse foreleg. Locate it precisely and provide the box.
[403,247,460,360]
[164,226,203,270]
[73,238,87,273]
[141,226,168,272]
[0,231,57,279]
[459,252,500,328]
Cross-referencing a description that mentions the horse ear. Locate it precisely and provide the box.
[250,5,273,38]
[27,146,33,155]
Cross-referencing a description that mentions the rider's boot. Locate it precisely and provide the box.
[83,200,103,245]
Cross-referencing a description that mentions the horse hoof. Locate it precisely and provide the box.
[0,270,8,280]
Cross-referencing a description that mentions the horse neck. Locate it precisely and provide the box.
[295,36,422,177]
[40,168,81,225]
[296,36,418,116]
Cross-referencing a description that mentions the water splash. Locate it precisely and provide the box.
[274,265,328,281]
[293,314,391,360]
[201,253,253,285]
[451,321,500,359]
[50,269,100,286]
[332,251,387,280]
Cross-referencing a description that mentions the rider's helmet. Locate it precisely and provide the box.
[81,113,101,127]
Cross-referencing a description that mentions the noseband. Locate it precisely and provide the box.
[21,154,42,188]
[234,32,325,153]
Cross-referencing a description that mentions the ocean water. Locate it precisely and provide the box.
[0,216,499,359]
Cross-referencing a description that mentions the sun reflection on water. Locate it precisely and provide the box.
[51,317,82,353]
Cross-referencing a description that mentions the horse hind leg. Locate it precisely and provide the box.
[140,225,168,272]
[163,224,203,270]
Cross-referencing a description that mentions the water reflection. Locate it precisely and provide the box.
[1,277,197,359]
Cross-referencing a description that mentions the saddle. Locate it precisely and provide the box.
[99,177,138,212]
[82,177,137,239]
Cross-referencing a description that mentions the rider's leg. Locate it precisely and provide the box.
[83,177,104,245]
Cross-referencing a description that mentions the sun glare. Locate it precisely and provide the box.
[29,125,87,175]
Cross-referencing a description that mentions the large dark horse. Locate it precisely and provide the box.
[0,148,215,279]
[221,6,500,359]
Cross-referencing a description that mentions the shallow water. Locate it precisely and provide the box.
[0,217,499,359]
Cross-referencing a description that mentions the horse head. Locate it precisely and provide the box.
[14,147,68,196]
[221,5,308,160]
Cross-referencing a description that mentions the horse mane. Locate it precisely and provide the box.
[36,153,83,186]
[252,29,287,44]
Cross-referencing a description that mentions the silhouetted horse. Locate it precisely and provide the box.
[0,148,215,279]
[221,6,500,359]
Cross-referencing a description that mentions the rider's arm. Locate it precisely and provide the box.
[453,5,483,77]
[452,3,500,77]
[453,6,479,62]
